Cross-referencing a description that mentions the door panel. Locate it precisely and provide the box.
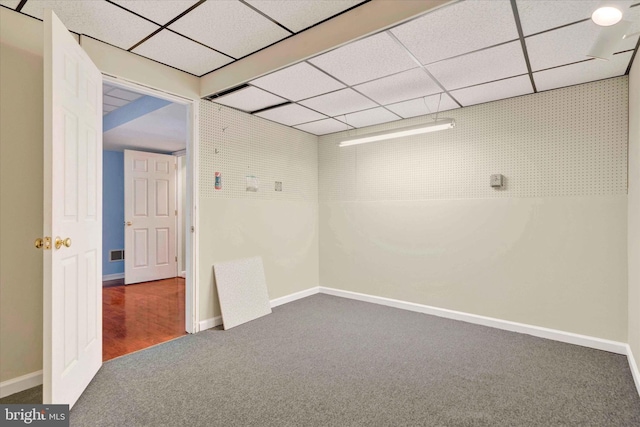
[43,10,103,407]
[125,150,177,284]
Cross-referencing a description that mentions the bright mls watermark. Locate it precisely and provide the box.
[1,405,69,426]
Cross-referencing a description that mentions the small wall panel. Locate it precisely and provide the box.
[213,256,272,330]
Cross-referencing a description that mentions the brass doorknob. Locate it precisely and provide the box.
[55,236,72,249]
[125,221,132,226]
[35,237,51,250]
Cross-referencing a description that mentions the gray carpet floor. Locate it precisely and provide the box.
[4,294,640,426]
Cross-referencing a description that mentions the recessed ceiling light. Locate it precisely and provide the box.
[591,6,623,27]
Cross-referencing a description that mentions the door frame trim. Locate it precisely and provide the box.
[102,74,200,334]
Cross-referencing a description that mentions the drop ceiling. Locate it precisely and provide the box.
[1,0,639,137]
[214,0,639,135]
[1,0,366,76]
[102,83,143,115]
[103,102,188,153]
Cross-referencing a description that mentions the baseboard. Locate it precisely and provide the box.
[199,316,222,331]
[195,284,628,357]
[0,370,43,399]
[319,287,627,355]
[198,286,320,331]
[270,286,320,308]
[102,273,124,281]
[627,345,640,397]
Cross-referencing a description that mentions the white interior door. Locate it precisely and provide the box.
[124,150,177,284]
[43,10,102,407]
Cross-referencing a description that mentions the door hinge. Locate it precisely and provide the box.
[175,256,178,262]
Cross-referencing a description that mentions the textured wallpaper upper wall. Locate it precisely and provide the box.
[319,77,628,201]
[199,100,318,201]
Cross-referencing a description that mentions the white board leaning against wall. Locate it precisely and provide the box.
[214,257,272,330]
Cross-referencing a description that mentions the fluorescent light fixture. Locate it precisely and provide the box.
[338,118,455,147]
[591,6,622,26]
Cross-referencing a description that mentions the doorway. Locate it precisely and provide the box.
[100,77,198,360]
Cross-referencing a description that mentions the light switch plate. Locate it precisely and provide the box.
[490,174,504,188]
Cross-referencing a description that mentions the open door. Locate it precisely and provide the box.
[42,10,103,406]
[124,150,178,285]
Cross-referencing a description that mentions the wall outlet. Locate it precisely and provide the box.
[490,174,504,188]
[275,181,282,192]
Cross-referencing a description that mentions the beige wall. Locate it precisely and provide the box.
[629,58,640,360]
[0,42,44,382]
[320,197,627,340]
[199,199,319,320]
[318,78,630,342]
[197,101,319,322]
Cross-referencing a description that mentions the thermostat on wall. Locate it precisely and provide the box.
[490,174,504,188]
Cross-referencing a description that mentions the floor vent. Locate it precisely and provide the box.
[110,249,124,262]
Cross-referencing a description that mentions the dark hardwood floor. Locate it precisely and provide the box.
[103,277,186,361]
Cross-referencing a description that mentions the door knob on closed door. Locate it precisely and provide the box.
[125,221,132,226]
[54,236,71,249]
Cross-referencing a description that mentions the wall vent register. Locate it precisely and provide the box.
[109,249,125,262]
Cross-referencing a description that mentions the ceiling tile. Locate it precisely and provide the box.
[299,88,378,117]
[516,0,634,36]
[0,1,20,9]
[386,94,459,119]
[626,5,640,34]
[427,41,528,91]
[533,51,632,91]
[103,95,130,108]
[353,68,441,106]
[251,62,345,101]
[212,87,287,112]
[21,1,159,50]
[169,0,290,58]
[255,104,327,126]
[390,0,519,65]
[308,32,418,86]
[449,75,533,106]
[133,30,233,76]
[335,107,400,128]
[111,0,200,25]
[526,20,638,72]
[103,84,117,94]
[294,118,352,135]
[103,105,119,113]
[245,0,365,32]
[106,88,143,102]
